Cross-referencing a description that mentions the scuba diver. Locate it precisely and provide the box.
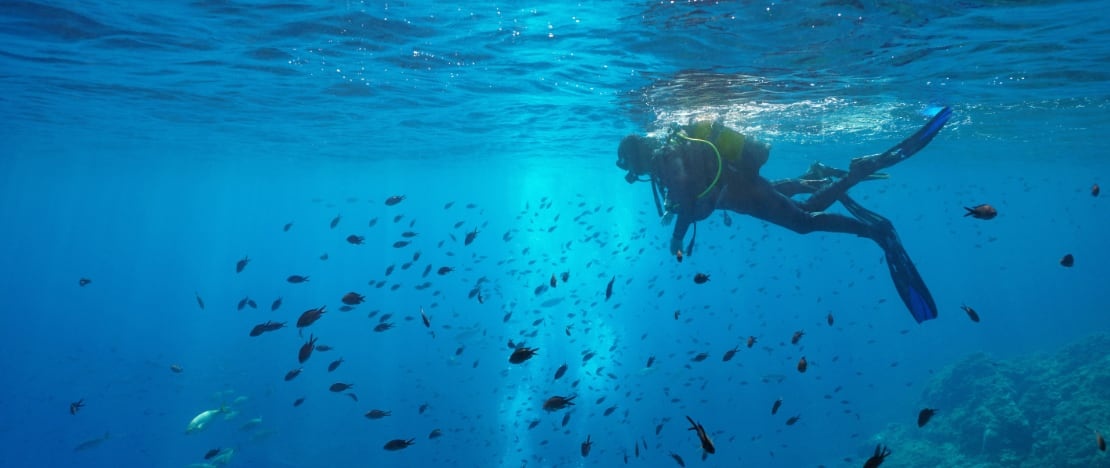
[616,107,953,323]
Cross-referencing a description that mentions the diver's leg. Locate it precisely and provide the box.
[839,195,938,323]
[735,177,873,237]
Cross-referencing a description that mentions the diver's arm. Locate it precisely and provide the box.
[670,212,695,255]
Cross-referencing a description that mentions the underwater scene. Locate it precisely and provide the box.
[2,1,1109,467]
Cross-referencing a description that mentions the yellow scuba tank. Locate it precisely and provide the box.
[681,121,767,170]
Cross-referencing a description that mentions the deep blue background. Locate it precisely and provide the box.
[1,1,1107,467]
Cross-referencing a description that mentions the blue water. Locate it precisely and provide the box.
[2,1,1108,467]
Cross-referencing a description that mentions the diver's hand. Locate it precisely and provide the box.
[669,236,684,256]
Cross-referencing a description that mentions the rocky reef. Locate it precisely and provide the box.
[870,333,1110,468]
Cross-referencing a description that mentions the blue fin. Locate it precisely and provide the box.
[887,106,953,161]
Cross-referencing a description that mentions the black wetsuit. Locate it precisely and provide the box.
[654,135,875,254]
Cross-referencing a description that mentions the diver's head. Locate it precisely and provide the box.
[617,134,656,183]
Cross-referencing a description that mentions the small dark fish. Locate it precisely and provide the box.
[368,217,378,227]
[247,299,257,309]
[338,305,355,312]
[1093,183,1101,197]
[315,344,333,351]
[330,214,341,229]
[385,195,405,206]
[428,429,442,439]
[298,334,318,364]
[691,352,708,362]
[550,274,557,288]
[561,271,569,282]
[341,292,365,305]
[961,304,980,323]
[791,330,805,345]
[963,204,997,220]
[420,308,431,328]
[236,256,250,273]
[373,322,394,332]
[917,408,936,427]
[287,275,310,283]
[746,336,757,348]
[237,297,249,311]
[296,306,326,328]
[419,403,429,414]
[771,398,782,415]
[284,367,302,381]
[863,444,891,468]
[464,228,478,245]
[686,416,715,454]
[78,278,91,287]
[826,313,834,326]
[646,355,655,368]
[293,397,305,407]
[527,420,540,430]
[319,252,329,261]
[271,297,282,311]
[604,405,617,416]
[1060,253,1074,267]
[1097,431,1106,451]
[554,363,568,380]
[670,452,686,467]
[797,356,808,373]
[347,393,358,402]
[509,347,538,364]
[581,435,592,457]
[283,222,293,232]
[437,266,454,275]
[365,409,391,419]
[605,276,615,300]
[785,415,800,425]
[204,448,221,460]
[195,292,205,310]
[346,234,364,245]
[69,399,85,415]
[328,358,344,372]
[393,240,410,248]
[383,438,414,451]
[329,382,354,392]
[693,273,710,284]
[169,364,183,373]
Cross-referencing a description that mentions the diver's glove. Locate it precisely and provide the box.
[669,236,684,256]
[661,210,675,226]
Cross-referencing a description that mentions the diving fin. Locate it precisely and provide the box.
[840,195,938,323]
[849,106,953,180]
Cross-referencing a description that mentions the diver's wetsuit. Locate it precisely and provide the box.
[654,136,877,256]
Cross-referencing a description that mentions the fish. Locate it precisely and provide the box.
[960,304,980,323]
[646,355,655,368]
[73,432,110,452]
[271,297,282,311]
[963,204,997,220]
[542,395,576,412]
[298,334,318,363]
[428,429,442,439]
[1060,253,1074,267]
[293,397,305,407]
[863,444,891,468]
[1092,183,1101,197]
[917,408,936,427]
[330,214,341,229]
[509,347,538,364]
[797,356,808,373]
[746,336,757,348]
[419,403,429,414]
[771,398,782,415]
[691,352,708,362]
[69,399,85,415]
[791,330,805,345]
[604,405,618,416]
[195,292,206,310]
[1097,431,1106,451]
[385,195,405,206]
[605,276,615,300]
[365,409,391,419]
[329,382,354,392]
[341,292,365,305]
[296,306,326,328]
[550,274,557,288]
[204,448,222,460]
[250,320,286,337]
[283,222,293,232]
[686,415,715,454]
[185,406,227,434]
[785,415,800,425]
[554,363,568,380]
[170,364,183,373]
[284,368,302,381]
[236,256,250,273]
[383,438,414,451]
[346,234,364,245]
[287,275,310,283]
[826,313,834,326]
[581,435,592,457]
[78,278,91,287]
[670,452,686,467]
[374,322,394,332]
[464,228,478,245]
[693,273,710,284]
[420,308,431,328]
[393,240,410,248]
[437,266,454,275]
